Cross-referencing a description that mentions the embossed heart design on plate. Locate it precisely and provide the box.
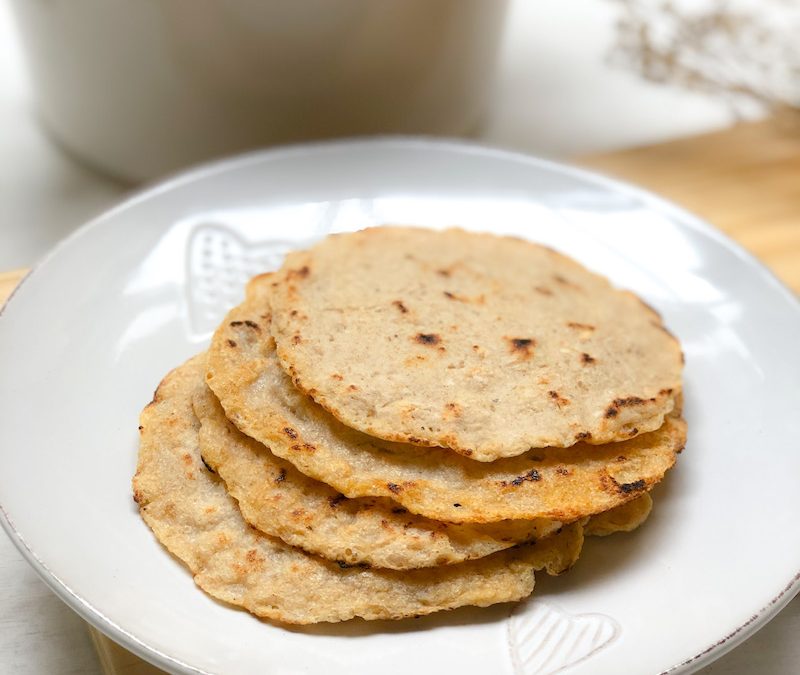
[508,602,619,675]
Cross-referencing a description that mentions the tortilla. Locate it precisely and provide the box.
[267,227,683,460]
[584,493,653,537]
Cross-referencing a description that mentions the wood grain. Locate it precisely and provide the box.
[0,269,26,305]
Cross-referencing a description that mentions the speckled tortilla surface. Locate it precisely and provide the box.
[267,227,683,460]
[194,382,563,570]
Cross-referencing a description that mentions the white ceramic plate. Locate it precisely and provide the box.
[1,139,798,675]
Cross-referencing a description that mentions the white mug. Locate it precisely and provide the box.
[11,0,509,183]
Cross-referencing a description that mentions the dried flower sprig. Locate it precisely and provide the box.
[609,0,800,113]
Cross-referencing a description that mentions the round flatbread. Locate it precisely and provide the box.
[268,227,683,460]
[133,356,585,624]
[193,383,563,570]
[206,289,685,524]
[584,492,653,537]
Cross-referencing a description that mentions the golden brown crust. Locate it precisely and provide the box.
[193,383,563,570]
[206,285,686,524]
[584,493,653,536]
[133,355,585,624]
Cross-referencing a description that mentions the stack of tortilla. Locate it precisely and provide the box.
[133,227,686,625]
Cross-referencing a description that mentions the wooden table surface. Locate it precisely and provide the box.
[1,118,798,675]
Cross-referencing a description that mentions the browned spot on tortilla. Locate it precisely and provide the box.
[283,427,298,439]
[598,472,616,494]
[500,469,541,487]
[555,467,571,476]
[347,384,359,391]
[287,265,310,279]
[535,286,553,296]
[291,334,302,345]
[506,337,536,358]
[629,427,639,436]
[181,453,192,466]
[575,431,592,441]
[617,478,646,494]
[392,300,409,313]
[415,333,441,346]
[581,352,596,364]
[289,442,316,453]
[616,396,647,407]
[227,339,237,348]
[387,483,402,494]
[548,390,570,408]
[554,274,581,290]
[443,402,462,418]
[443,291,486,304]
[331,373,344,381]
[659,388,674,396]
[605,396,648,418]
[567,322,595,331]
[617,455,627,462]
[275,468,287,483]
[436,268,451,277]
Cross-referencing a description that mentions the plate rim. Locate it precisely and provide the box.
[1,135,798,675]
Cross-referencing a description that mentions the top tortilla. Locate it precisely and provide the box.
[268,227,683,461]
